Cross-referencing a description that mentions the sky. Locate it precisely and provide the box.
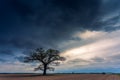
[0,0,120,73]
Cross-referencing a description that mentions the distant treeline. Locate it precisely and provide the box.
[0,72,117,75]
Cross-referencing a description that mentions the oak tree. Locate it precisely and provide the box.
[24,48,65,75]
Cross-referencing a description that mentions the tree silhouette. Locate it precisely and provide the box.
[24,48,66,75]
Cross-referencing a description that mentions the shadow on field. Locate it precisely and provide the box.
[0,74,56,78]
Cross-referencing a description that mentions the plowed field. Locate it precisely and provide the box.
[0,74,119,80]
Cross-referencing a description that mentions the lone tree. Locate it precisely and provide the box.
[24,48,66,75]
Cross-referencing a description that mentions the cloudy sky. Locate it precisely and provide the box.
[0,0,120,73]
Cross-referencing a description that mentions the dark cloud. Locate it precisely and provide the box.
[110,54,120,60]
[93,13,120,31]
[11,0,101,26]
[91,57,105,63]
[0,59,6,62]
[101,0,120,15]
[67,59,90,64]
[0,0,120,73]
[0,0,120,60]
[0,0,102,50]
[0,49,14,56]
[15,56,25,62]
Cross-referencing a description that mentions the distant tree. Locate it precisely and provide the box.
[102,72,106,75]
[24,48,66,75]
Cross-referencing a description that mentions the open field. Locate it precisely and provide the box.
[0,74,120,80]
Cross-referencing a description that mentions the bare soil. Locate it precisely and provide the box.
[0,74,119,80]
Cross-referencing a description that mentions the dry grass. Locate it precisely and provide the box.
[0,74,119,80]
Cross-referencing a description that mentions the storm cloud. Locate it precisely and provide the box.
[0,0,120,73]
[0,0,101,49]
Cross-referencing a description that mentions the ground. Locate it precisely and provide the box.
[0,74,120,80]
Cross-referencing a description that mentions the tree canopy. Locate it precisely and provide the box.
[24,48,66,75]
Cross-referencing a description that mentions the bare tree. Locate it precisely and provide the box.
[24,48,66,75]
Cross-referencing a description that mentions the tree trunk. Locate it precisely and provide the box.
[43,65,47,76]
